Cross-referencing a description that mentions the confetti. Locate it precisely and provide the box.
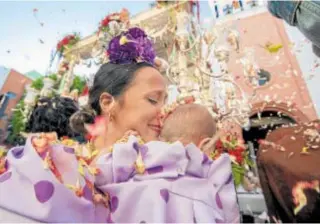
[261,42,283,54]
[300,147,309,154]
[288,152,294,158]
[288,42,295,49]
[33,8,44,27]
[39,38,44,44]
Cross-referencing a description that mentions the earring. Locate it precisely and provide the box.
[108,112,114,122]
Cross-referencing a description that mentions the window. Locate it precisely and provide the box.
[257,69,271,86]
[6,91,16,99]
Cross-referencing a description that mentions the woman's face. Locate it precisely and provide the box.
[113,66,167,142]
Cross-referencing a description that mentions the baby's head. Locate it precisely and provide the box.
[160,103,216,149]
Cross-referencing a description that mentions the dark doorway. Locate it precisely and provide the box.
[242,110,296,155]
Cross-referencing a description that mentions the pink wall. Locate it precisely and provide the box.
[226,12,317,124]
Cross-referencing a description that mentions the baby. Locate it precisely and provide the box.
[160,103,217,153]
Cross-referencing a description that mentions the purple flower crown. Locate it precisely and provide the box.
[107,27,156,65]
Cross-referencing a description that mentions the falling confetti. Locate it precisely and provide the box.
[261,42,283,54]
[300,147,309,154]
[6,50,10,54]
[39,39,44,44]
[288,152,294,158]
[33,8,44,27]
[288,42,295,49]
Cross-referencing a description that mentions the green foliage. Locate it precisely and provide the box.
[31,77,44,90]
[71,76,86,93]
[48,73,58,81]
[6,100,26,146]
[232,163,245,187]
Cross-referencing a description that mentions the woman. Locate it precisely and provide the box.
[0,27,239,222]
[70,61,167,153]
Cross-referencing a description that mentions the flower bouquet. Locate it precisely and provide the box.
[56,33,80,56]
[210,132,254,187]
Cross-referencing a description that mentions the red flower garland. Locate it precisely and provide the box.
[56,34,80,54]
[98,8,129,34]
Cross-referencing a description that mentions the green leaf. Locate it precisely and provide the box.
[31,77,44,90]
[232,169,243,187]
[48,73,58,81]
[71,76,86,93]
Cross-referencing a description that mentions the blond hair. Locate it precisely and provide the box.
[160,104,216,145]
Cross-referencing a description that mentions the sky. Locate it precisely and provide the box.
[0,1,153,75]
[0,1,213,75]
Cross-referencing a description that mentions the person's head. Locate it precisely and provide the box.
[70,62,167,143]
[160,103,216,149]
[25,96,80,138]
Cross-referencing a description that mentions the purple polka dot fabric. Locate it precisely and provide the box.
[215,218,224,223]
[34,180,55,203]
[147,166,163,174]
[160,189,169,203]
[110,196,119,213]
[63,146,75,154]
[11,146,24,159]
[0,135,239,223]
[215,192,223,209]
[225,173,233,185]
[0,171,12,183]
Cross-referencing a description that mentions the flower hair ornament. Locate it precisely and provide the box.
[106,27,156,65]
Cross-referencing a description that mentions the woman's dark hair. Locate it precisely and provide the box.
[25,96,80,138]
[70,62,154,134]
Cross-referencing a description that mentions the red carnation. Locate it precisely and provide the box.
[234,146,245,153]
[101,17,110,27]
[215,139,223,149]
[61,37,70,45]
[229,150,243,164]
